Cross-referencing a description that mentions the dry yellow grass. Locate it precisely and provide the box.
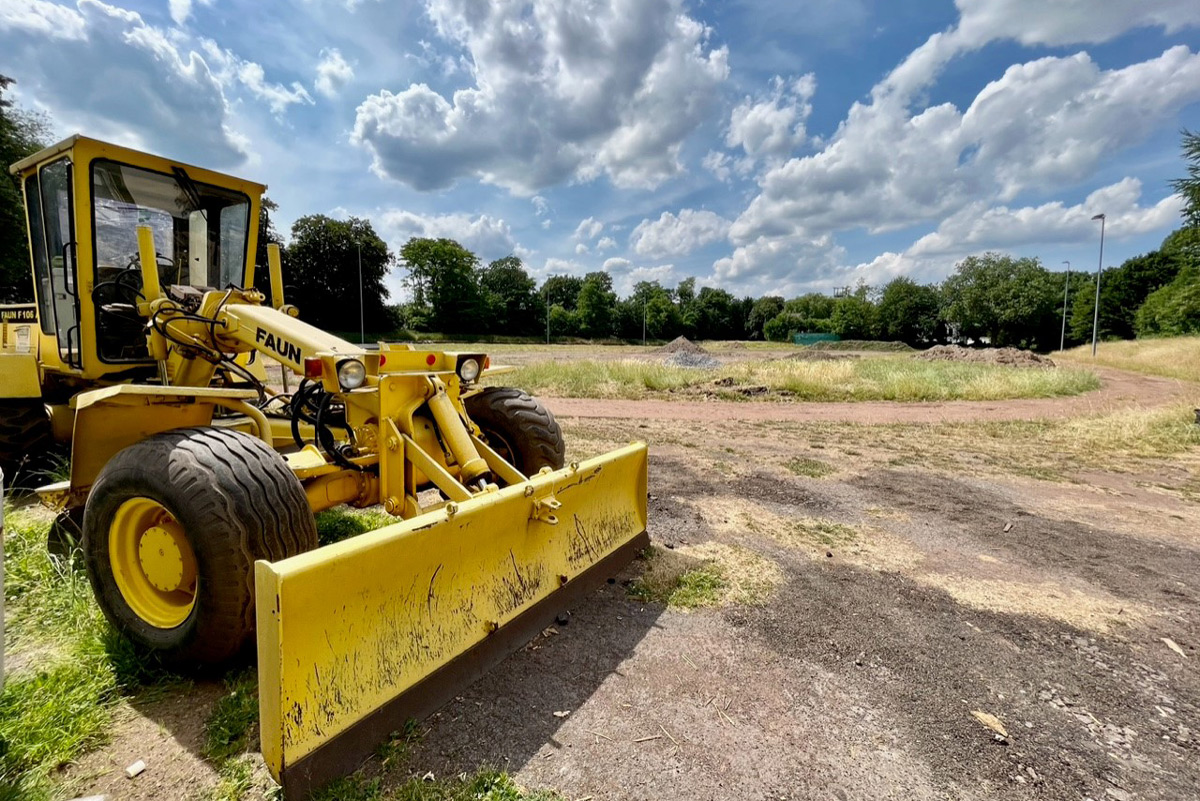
[918,574,1143,633]
[1059,336,1200,383]
[630,542,782,608]
[499,356,1099,402]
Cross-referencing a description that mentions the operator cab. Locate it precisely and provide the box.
[10,135,264,377]
[91,160,252,360]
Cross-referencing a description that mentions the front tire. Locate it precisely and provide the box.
[82,427,317,668]
[464,387,565,479]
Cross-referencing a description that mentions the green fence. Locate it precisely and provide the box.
[792,332,841,346]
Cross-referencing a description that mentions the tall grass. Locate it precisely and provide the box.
[1,508,108,798]
[498,357,1100,401]
[1060,336,1200,383]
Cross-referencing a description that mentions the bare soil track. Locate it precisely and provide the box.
[400,446,1199,801]
[68,365,1200,800]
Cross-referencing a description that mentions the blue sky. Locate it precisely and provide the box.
[2,0,1199,302]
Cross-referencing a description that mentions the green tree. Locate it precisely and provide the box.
[542,274,584,310]
[942,253,1059,348]
[763,313,798,341]
[876,277,941,344]
[286,215,394,334]
[1135,263,1200,336]
[829,287,878,340]
[1,75,50,303]
[576,271,617,338]
[616,281,679,340]
[1160,225,1200,266]
[1172,129,1200,228]
[690,287,739,340]
[1069,250,1181,341]
[676,277,697,335]
[783,293,836,329]
[747,296,784,340]
[479,255,539,335]
[400,237,485,334]
[548,304,580,337]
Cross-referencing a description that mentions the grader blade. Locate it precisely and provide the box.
[256,443,649,798]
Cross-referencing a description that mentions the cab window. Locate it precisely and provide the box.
[90,159,250,362]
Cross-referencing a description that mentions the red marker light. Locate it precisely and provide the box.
[426,354,437,366]
[379,354,387,366]
[304,357,323,379]
[483,356,490,369]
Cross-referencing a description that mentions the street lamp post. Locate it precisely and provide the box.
[1090,213,1106,358]
[1059,260,1070,352]
[357,241,365,345]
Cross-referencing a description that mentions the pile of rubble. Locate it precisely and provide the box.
[915,345,1056,368]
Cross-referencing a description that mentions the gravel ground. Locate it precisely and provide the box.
[63,367,1200,801]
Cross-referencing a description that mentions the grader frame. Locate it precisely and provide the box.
[1,135,649,797]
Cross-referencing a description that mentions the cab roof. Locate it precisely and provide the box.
[8,134,267,195]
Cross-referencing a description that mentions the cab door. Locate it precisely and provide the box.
[25,157,82,369]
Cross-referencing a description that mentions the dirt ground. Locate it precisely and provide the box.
[61,363,1200,801]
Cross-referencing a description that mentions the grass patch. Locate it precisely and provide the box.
[785,457,834,478]
[208,757,257,801]
[0,652,115,798]
[0,504,177,800]
[203,669,260,764]
[316,505,396,545]
[1060,336,1200,382]
[312,768,561,801]
[498,357,1099,402]
[789,519,860,548]
[0,506,113,800]
[628,543,780,608]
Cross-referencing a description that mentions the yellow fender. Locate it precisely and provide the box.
[256,442,649,798]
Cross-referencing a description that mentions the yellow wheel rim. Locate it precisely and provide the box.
[109,497,197,629]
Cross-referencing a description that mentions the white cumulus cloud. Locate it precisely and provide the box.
[631,209,730,259]
[731,47,1200,245]
[315,48,354,99]
[352,0,729,193]
[573,217,604,241]
[380,210,517,261]
[0,0,249,166]
[725,73,815,171]
[168,0,213,26]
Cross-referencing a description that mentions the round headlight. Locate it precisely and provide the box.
[459,358,481,383]
[337,359,366,389]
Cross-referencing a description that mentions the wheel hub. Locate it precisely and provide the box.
[138,525,193,592]
[109,497,198,629]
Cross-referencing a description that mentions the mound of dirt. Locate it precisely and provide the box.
[657,336,709,355]
[915,344,1056,368]
[809,340,914,352]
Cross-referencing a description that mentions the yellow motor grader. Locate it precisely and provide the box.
[0,136,648,797]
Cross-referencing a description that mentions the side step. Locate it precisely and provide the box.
[255,443,649,798]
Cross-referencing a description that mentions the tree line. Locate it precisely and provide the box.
[380,226,1200,349]
[3,75,1198,350]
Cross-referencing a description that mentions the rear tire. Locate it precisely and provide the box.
[82,427,317,669]
[0,400,54,485]
[464,387,565,479]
